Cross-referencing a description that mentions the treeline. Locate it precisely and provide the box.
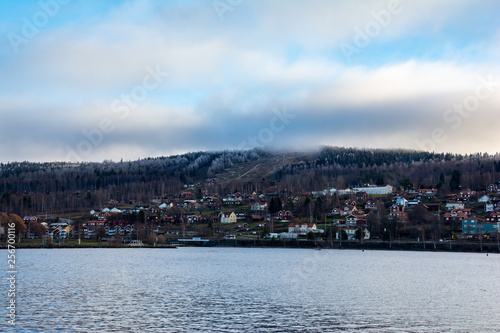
[273,147,500,193]
[0,150,264,215]
[1,147,499,216]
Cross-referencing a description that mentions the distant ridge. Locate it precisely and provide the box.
[1,146,499,215]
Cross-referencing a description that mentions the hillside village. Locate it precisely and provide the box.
[3,180,500,246]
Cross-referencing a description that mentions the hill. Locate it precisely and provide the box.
[1,147,499,216]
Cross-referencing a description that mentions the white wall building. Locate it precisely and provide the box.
[353,185,393,195]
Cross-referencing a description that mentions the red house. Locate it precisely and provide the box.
[459,190,476,200]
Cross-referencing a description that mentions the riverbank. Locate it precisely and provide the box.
[212,239,500,253]
[2,239,499,253]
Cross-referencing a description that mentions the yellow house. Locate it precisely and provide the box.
[220,212,237,224]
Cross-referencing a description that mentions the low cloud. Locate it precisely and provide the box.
[1,0,499,162]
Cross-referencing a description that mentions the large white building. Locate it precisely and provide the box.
[353,185,393,195]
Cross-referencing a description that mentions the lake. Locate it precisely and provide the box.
[1,247,499,332]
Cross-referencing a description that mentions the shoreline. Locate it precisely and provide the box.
[2,240,499,253]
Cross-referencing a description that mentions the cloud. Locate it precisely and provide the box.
[0,0,499,162]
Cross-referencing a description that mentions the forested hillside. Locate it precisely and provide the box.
[1,147,499,216]
[274,147,500,192]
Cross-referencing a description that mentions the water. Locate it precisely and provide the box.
[1,248,499,332]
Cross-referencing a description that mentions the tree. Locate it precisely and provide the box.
[408,203,429,246]
[355,228,365,241]
[146,232,157,245]
[268,197,281,233]
[366,213,378,238]
[436,173,445,189]
[450,169,461,191]
[313,197,324,220]
[399,178,414,191]
[307,231,315,241]
[382,229,392,242]
[328,226,338,246]
[30,222,47,238]
[1,213,26,239]
[157,235,166,244]
[409,203,428,226]
[95,226,106,241]
[268,197,282,214]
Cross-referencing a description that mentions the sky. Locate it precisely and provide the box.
[1,0,499,162]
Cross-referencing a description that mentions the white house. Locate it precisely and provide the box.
[288,223,317,235]
[485,200,500,212]
[251,202,268,211]
[478,195,491,203]
[336,227,370,240]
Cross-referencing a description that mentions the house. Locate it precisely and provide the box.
[288,223,317,235]
[332,208,341,215]
[478,195,491,203]
[484,200,500,212]
[274,210,293,222]
[251,214,265,221]
[236,212,249,220]
[356,191,368,201]
[462,217,498,235]
[395,197,408,207]
[223,195,242,205]
[390,204,404,213]
[236,222,248,229]
[186,214,202,224]
[146,216,159,223]
[365,201,378,210]
[183,200,200,210]
[91,211,109,221]
[336,227,370,240]
[251,202,268,211]
[459,190,476,200]
[50,223,73,239]
[487,183,499,193]
[424,203,441,212]
[180,191,195,199]
[220,212,237,224]
[346,214,367,226]
[390,211,408,222]
[444,211,467,223]
[332,218,346,226]
[339,206,354,216]
[445,194,458,201]
[451,208,472,217]
[407,199,421,207]
[266,186,278,195]
[204,196,220,209]
[256,222,267,228]
[23,216,39,224]
[418,189,438,197]
[485,212,500,223]
[206,178,217,186]
[86,220,106,229]
[445,202,465,210]
[338,201,357,216]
